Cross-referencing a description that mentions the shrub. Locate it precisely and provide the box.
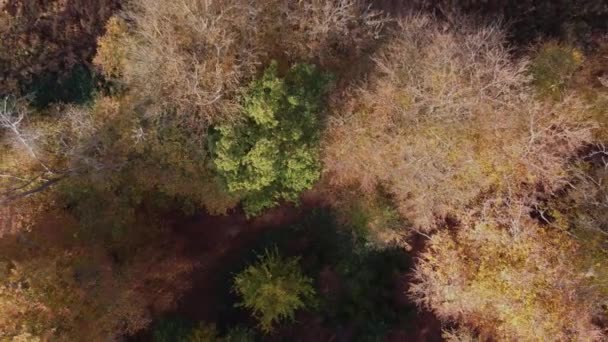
[237,210,415,338]
[212,62,332,216]
[153,321,253,342]
[131,123,240,216]
[322,15,592,230]
[328,246,412,340]
[233,248,315,333]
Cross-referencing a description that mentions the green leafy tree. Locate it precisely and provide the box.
[234,248,315,332]
[212,61,332,216]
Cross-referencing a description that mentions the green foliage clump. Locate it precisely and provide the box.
[212,61,332,216]
[234,248,315,332]
[530,43,583,98]
[25,64,96,108]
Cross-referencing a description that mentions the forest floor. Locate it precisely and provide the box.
[172,191,328,322]
[145,191,443,342]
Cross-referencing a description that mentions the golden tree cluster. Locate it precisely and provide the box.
[409,201,602,340]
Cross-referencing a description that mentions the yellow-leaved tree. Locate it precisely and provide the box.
[409,202,603,341]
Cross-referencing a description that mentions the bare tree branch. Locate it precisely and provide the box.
[0,97,53,173]
[0,176,66,205]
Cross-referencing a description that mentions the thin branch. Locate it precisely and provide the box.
[0,176,66,205]
[0,98,53,174]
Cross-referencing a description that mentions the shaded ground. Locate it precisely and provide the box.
[171,192,327,322]
[137,191,443,341]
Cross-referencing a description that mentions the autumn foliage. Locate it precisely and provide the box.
[409,204,601,340]
[98,0,383,132]
[0,0,119,96]
[1,0,608,341]
[323,15,592,229]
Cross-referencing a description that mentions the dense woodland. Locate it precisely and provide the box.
[1,0,608,341]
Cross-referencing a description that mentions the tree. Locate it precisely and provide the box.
[0,0,118,99]
[93,16,129,81]
[0,214,196,341]
[322,15,592,230]
[107,0,382,133]
[0,97,68,205]
[409,203,602,341]
[234,248,315,332]
[212,62,332,216]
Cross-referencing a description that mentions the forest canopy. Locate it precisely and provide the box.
[1,0,608,341]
